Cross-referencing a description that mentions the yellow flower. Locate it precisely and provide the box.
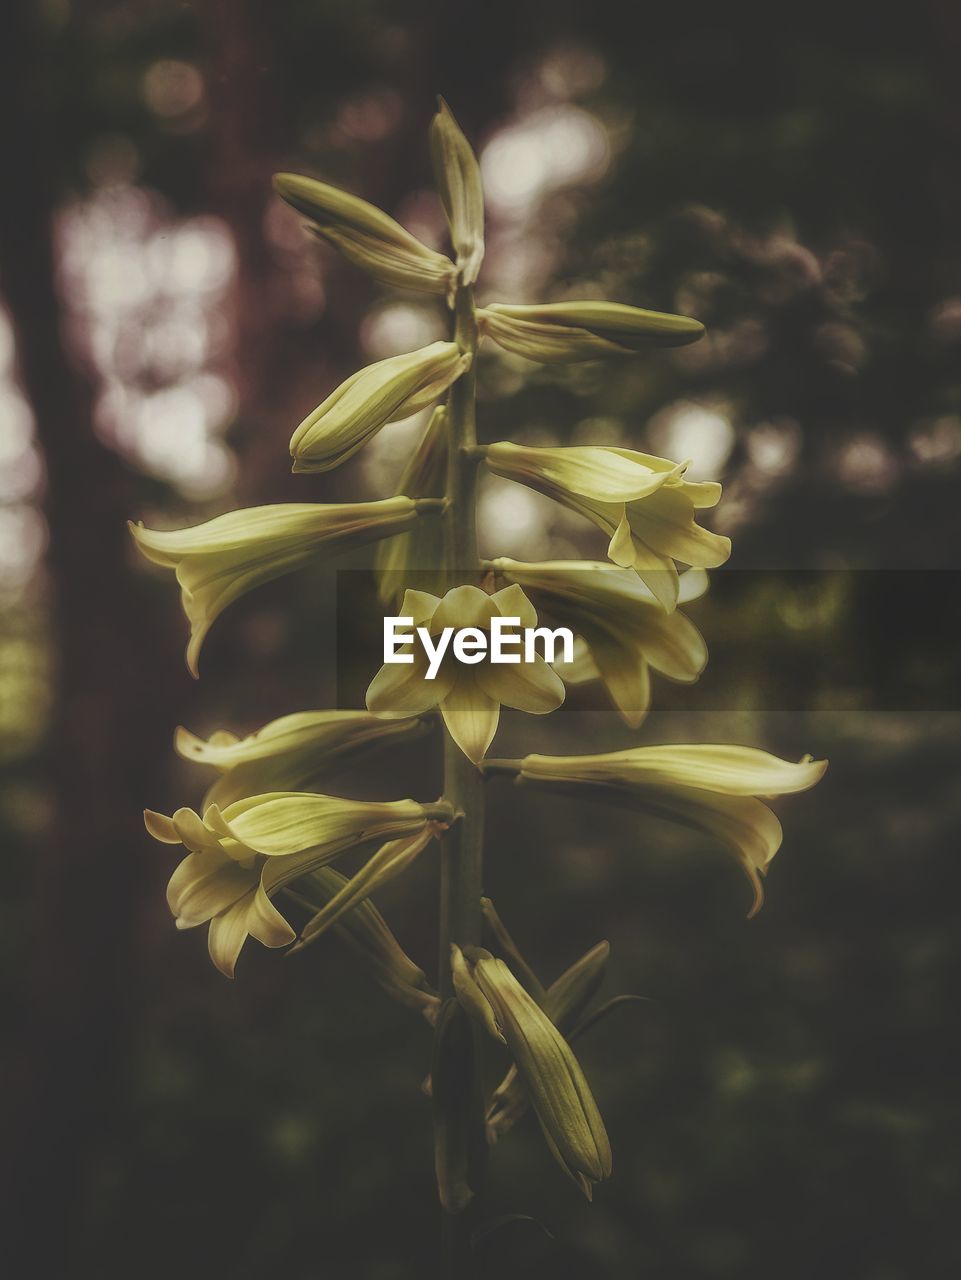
[366,583,565,764]
[272,172,455,295]
[462,948,612,1199]
[485,441,731,611]
[508,745,828,916]
[430,98,484,286]
[130,497,430,676]
[479,300,704,361]
[175,709,428,807]
[492,558,708,726]
[144,792,444,977]
[290,342,469,474]
[374,405,449,610]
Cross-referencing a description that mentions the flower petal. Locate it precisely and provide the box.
[166,849,255,926]
[477,654,566,715]
[206,893,255,978]
[585,632,652,728]
[431,583,499,633]
[627,487,731,569]
[366,649,451,718]
[631,610,708,683]
[441,672,500,763]
[489,582,538,629]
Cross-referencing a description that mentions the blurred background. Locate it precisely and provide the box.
[1,1,960,1276]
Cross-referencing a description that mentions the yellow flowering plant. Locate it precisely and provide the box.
[132,98,826,1255]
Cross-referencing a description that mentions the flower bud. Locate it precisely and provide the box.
[273,172,455,295]
[486,941,609,1142]
[479,300,704,362]
[470,950,612,1197]
[290,342,469,473]
[430,98,485,286]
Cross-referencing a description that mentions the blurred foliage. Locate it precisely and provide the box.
[2,1,961,1277]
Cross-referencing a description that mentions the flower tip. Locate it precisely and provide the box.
[272,171,297,196]
[806,756,829,780]
[746,876,765,919]
[144,808,178,843]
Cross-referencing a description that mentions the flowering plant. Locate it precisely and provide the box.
[133,100,825,1252]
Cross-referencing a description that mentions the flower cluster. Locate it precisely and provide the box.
[131,98,826,1215]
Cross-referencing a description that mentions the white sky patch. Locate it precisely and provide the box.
[360,409,432,494]
[57,185,239,498]
[0,307,45,592]
[909,416,961,465]
[477,476,559,560]
[646,401,735,481]
[481,106,609,218]
[143,60,204,120]
[746,420,802,477]
[835,432,898,494]
[0,505,47,593]
[360,303,446,360]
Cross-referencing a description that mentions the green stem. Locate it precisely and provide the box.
[434,279,486,1262]
[439,279,484,990]
[444,283,480,580]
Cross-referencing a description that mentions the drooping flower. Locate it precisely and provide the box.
[375,405,449,610]
[130,497,430,675]
[366,583,565,763]
[175,709,429,807]
[492,559,709,726]
[290,342,470,474]
[144,792,446,976]
[479,300,704,361]
[484,441,731,611]
[430,98,485,286]
[456,947,612,1199]
[507,745,828,916]
[272,172,455,295]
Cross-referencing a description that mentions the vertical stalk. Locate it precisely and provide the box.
[439,280,483,992]
[434,280,486,1273]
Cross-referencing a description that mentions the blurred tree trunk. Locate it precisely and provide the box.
[0,3,185,1267]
